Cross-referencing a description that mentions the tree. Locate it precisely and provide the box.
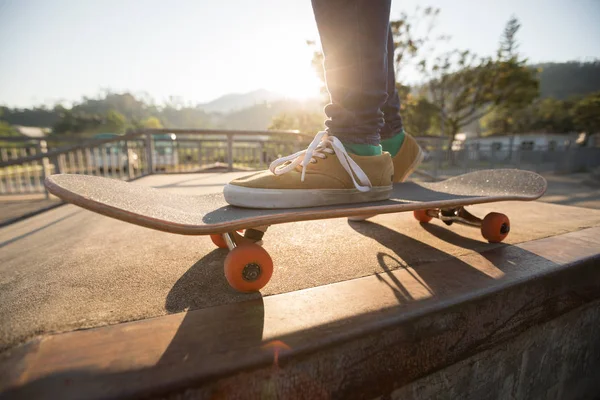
[402,95,437,135]
[105,110,127,134]
[420,17,539,146]
[139,116,164,129]
[394,83,437,135]
[533,98,575,133]
[268,109,324,133]
[572,91,600,134]
[390,6,447,82]
[482,96,580,135]
[0,120,19,137]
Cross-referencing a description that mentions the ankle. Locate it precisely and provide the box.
[380,130,406,156]
[342,142,382,156]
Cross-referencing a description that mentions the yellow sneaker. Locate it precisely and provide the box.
[224,131,394,209]
[347,132,423,221]
[389,133,424,182]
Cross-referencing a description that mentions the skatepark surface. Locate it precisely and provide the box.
[2,172,600,353]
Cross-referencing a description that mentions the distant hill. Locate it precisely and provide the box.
[197,89,286,113]
[217,98,323,130]
[0,90,324,134]
[535,61,600,100]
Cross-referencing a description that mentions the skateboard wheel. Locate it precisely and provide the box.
[413,209,433,223]
[224,244,273,292]
[481,212,510,243]
[210,234,228,248]
[210,230,245,249]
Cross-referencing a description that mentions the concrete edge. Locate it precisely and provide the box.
[0,201,65,228]
[1,227,599,399]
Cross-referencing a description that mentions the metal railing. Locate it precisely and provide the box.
[2,131,599,195]
[0,129,311,196]
[414,137,600,180]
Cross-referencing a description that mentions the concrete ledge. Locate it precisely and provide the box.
[390,301,600,400]
[1,228,599,399]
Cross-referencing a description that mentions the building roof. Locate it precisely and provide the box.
[14,125,50,138]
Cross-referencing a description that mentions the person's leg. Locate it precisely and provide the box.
[380,28,404,141]
[224,0,397,208]
[311,0,392,154]
[378,27,423,182]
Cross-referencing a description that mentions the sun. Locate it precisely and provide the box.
[262,39,324,100]
[268,64,323,100]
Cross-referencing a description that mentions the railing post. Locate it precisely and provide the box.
[227,134,233,172]
[259,142,265,168]
[145,133,154,175]
[125,140,134,180]
[38,140,50,198]
[52,154,62,175]
[197,141,203,169]
[433,140,440,179]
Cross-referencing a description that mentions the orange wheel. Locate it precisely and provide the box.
[414,209,433,223]
[224,244,273,292]
[481,212,510,243]
[210,230,245,249]
[210,234,227,248]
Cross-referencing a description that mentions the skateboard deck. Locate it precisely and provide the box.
[45,169,546,234]
[45,169,546,292]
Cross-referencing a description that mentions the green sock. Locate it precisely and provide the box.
[380,130,406,156]
[342,142,382,156]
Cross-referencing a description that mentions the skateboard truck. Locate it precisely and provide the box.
[414,207,510,243]
[435,207,484,227]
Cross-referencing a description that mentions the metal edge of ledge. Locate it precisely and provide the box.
[1,227,600,400]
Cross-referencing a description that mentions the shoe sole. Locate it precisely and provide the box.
[348,145,424,221]
[224,185,393,209]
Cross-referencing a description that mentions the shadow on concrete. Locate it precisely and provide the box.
[348,219,504,305]
[418,222,488,250]
[0,210,81,249]
[0,198,64,227]
[159,249,265,367]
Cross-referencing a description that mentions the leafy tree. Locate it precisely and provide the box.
[104,110,127,134]
[420,17,539,146]
[402,95,437,135]
[269,109,324,133]
[0,105,60,127]
[0,120,19,137]
[389,6,447,82]
[482,96,580,135]
[572,91,600,134]
[533,98,575,133]
[139,116,164,129]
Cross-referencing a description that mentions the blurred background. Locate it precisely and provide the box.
[1,0,599,212]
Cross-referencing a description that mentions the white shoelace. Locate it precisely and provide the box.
[268,131,373,192]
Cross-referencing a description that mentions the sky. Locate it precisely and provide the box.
[0,0,599,108]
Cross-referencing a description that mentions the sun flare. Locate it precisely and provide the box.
[267,65,323,100]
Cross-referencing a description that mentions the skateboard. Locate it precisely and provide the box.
[45,169,547,292]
